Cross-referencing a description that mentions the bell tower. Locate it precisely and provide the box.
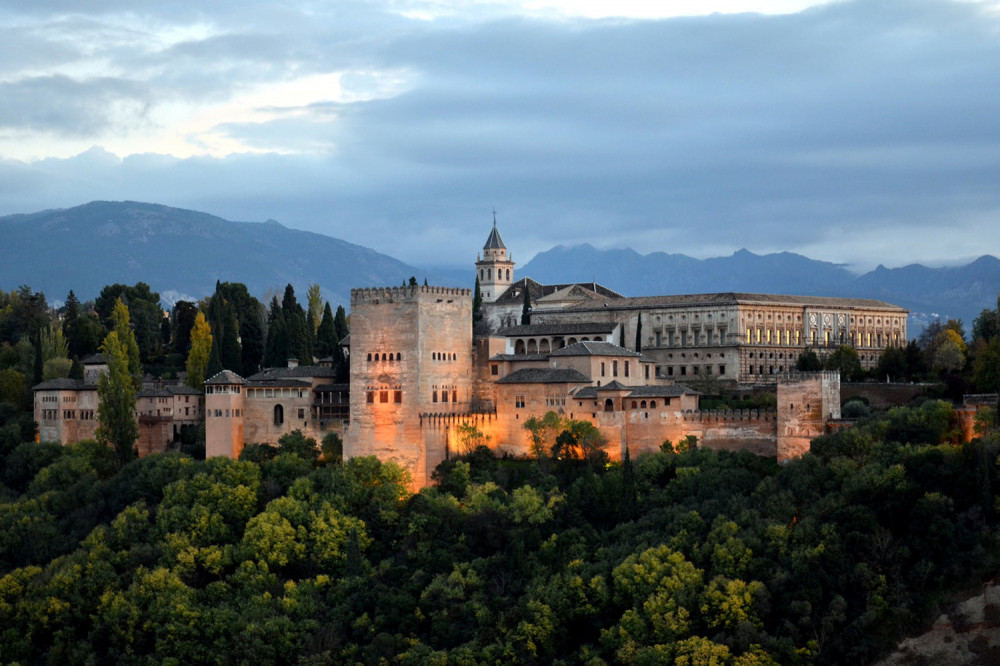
[475,213,514,303]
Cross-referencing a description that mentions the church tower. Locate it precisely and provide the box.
[475,215,514,303]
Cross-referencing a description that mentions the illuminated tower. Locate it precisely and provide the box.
[204,370,246,459]
[346,285,473,487]
[475,215,514,303]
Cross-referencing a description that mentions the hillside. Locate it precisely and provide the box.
[0,201,460,306]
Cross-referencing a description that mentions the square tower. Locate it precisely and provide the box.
[346,285,472,486]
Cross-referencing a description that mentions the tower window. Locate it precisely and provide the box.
[274,404,284,425]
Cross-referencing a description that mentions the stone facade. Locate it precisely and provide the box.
[530,294,907,385]
[346,285,473,487]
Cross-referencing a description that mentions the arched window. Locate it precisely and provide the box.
[640,400,647,408]
[367,353,372,362]
[650,401,656,408]
[539,339,551,353]
[527,339,538,353]
[487,268,492,280]
[506,269,510,281]
[515,339,526,354]
[382,353,387,361]
[274,404,284,426]
[604,398,614,412]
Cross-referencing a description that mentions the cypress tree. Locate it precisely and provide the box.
[473,277,483,325]
[334,305,349,344]
[521,288,531,326]
[635,312,642,352]
[316,303,338,358]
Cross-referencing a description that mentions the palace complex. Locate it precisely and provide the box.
[35,223,910,487]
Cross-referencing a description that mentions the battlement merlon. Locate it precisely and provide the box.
[351,286,473,306]
[775,371,841,384]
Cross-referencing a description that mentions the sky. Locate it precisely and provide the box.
[2,0,1000,272]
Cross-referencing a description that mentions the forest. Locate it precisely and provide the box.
[0,398,998,665]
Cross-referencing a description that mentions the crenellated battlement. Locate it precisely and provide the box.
[682,409,776,423]
[776,371,840,383]
[351,285,472,306]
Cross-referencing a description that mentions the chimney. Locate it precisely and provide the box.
[287,357,299,369]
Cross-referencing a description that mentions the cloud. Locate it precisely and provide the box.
[1,0,999,272]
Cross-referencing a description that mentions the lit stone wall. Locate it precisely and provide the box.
[776,372,841,461]
[347,286,472,487]
[205,385,245,459]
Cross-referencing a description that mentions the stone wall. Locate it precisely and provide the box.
[777,372,840,461]
[841,382,935,410]
[347,286,473,488]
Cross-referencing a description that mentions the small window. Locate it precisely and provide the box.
[366,392,374,404]
[274,404,284,425]
[380,391,389,403]
[452,390,458,403]
[680,367,686,376]
[394,390,402,403]
[298,408,305,419]
[515,395,525,409]
[613,360,618,377]
[441,390,448,403]
[432,392,438,403]
[491,364,499,376]
[650,401,656,408]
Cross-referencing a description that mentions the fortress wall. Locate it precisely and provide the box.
[777,372,840,461]
[617,409,777,458]
[841,382,934,410]
[347,286,473,488]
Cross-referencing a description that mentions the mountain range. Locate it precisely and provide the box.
[2,201,997,335]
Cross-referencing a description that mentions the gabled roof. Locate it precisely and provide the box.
[549,341,641,358]
[81,353,106,365]
[496,368,591,384]
[483,224,506,250]
[204,370,246,385]
[492,277,622,306]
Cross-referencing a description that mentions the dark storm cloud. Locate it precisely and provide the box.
[1,0,999,270]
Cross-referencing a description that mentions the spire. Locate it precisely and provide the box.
[483,213,506,250]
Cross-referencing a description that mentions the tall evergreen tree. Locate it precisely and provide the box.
[96,330,138,467]
[281,284,313,365]
[171,301,198,355]
[473,277,483,325]
[264,296,288,368]
[206,335,223,378]
[635,312,642,352]
[216,299,242,374]
[521,288,532,326]
[316,303,338,359]
[333,305,349,344]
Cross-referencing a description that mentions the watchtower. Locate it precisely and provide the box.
[346,285,473,486]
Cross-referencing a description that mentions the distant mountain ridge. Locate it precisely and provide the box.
[0,201,464,307]
[520,244,1000,333]
[1,201,997,335]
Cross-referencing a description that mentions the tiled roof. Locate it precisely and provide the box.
[247,378,313,388]
[32,378,95,391]
[492,277,622,306]
[496,322,617,337]
[166,385,203,395]
[137,388,173,398]
[204,370,246,385]
[558,292,906,313]
[483,224,506,250]
[246,365,338,381]
[313,383,350,392]
[496,368,591,384]
[549,341,641,358]
[81,353,106,365]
